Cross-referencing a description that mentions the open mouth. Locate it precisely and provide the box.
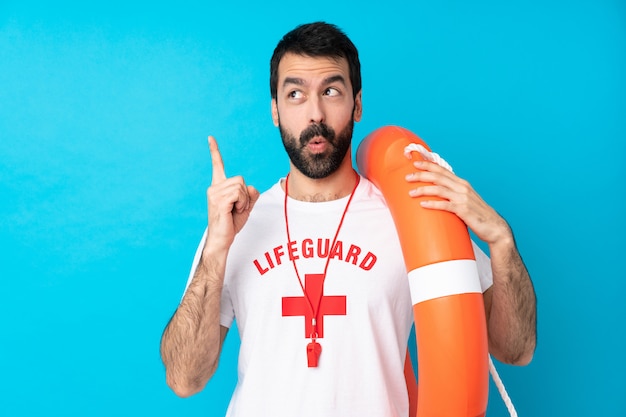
[307,136,328,152]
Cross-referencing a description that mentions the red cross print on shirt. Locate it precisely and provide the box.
[282,273,347,338]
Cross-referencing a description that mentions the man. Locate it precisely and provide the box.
[160,22,536,416]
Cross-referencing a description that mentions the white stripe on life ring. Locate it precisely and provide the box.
[408,259,482,305]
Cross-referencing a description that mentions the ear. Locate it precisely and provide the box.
[271,99,279,127]
[353,91,363,122]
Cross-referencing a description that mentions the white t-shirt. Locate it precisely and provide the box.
[186,176,493,417]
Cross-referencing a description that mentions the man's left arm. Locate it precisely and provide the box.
[406,160,537,365]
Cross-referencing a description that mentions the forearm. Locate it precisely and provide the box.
[404,161,537,363]
[487,231,537,365]
[160,247,227,397]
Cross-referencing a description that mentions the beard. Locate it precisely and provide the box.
[279,118,354,179]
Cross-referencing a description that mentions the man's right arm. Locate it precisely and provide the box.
[160,136,259,397]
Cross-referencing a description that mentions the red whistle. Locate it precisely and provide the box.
[307,341,322,367]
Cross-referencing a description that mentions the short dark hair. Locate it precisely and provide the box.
[270,22,361,100]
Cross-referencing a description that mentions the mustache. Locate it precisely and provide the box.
[299,123,335,146]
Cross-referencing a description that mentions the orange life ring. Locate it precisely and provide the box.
[356,126,489,417]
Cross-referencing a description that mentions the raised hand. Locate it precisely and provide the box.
[206,136,260,252]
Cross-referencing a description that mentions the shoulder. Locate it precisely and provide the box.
[352,175,389,209]
[249,180,284,212]
[233,179,284,238]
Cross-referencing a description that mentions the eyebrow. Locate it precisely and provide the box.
[283,77,305,87]
[282,74,347,89]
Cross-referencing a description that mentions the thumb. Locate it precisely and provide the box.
[247,185,261,209]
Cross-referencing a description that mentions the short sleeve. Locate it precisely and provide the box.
[471,240,493,292]
[182,229,207,294]
[182,228,234,329]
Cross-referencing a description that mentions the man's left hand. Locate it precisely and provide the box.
[405,160,512,246]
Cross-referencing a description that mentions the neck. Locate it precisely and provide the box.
[283,163,358,202]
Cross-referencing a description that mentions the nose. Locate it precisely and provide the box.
[307,95,325,124]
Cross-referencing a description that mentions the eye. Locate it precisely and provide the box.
[323,87,341,97]
[288,90,304,99]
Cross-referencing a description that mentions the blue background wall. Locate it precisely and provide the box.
[1,1,624,416]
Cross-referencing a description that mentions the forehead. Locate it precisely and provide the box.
[277,53,351,88]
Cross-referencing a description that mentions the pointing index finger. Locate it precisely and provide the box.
[208,135,227,184]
